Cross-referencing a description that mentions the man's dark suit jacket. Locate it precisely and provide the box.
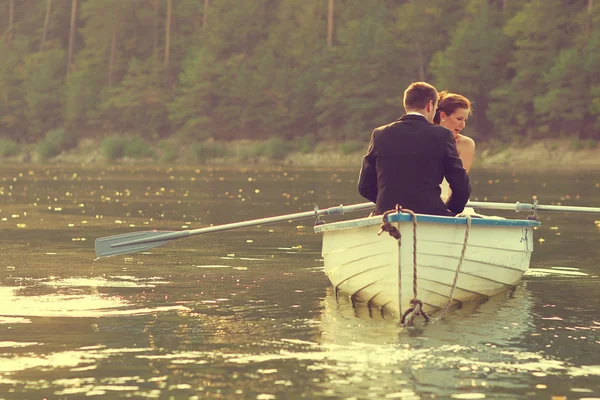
[357,114,471,216]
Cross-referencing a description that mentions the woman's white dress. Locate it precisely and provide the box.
[440,178,475,215]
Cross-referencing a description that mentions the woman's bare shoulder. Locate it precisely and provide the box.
[457,135,475,150]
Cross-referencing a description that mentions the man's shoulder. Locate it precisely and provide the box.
[373,118,420,135]
[373,120,401,133]
[372,119,452,139]
[427,124,453,139]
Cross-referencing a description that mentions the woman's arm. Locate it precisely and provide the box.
[443,132,471,214]
[457,135,475,173]
[357,130,378,203]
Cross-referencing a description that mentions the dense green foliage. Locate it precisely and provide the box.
[0,0,598,145]
[0,139,19,157]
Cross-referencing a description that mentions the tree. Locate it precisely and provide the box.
[431,0,512,138]
[316,0,401,139]
[0,0,598,145]
[247,0,328,138]
[6,0,14,49]
[107,4,120,87]
[170,0,279,138]
[153,0,159,59]
[534,0,600,137]
[203,0,209,30]
[23,49,66,136]
[67,0,77,77]
[164,0,172,70]
[391,0,467,82]
[40,0,52,51]
[0,42,27,140]
[168,47,219,138]
[327,0,334,47]
[167,0,204,84]
[65,0,133,131]
[587,2,600,130]
[100,57,170,137]
[587,0,594,36]
[488,0,586,139]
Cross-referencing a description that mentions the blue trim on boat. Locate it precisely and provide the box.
[314,213,541,233]
[385,213,541,227]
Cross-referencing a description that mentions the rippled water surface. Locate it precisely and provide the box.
[1,165,599,399]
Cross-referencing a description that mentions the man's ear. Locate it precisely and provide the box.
[426,100,434,113]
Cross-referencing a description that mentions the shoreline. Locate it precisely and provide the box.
[1,138,600,171]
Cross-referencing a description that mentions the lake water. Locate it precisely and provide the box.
[0,164,599,399]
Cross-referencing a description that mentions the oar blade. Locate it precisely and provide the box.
[95,231,176,258]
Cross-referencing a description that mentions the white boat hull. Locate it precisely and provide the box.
[315,213,538,317]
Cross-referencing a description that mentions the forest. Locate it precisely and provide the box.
[0,0,598,155]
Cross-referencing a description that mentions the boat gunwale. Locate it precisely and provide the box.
[314,213,541,233]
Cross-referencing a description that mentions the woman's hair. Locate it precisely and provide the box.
[433,91,472,125]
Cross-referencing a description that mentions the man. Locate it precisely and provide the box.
[357,81,470,216]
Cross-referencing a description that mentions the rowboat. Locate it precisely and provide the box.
[313,210,541,319]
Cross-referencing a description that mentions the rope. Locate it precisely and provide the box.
[378,206,403,325]
[378,205,429,326]
[436,214,472,320]
[377,208,401,240]
[402,208,418,300]
[400,298,428,325]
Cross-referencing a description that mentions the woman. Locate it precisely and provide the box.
[434,91,475,204]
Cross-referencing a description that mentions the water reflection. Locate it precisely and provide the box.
[0,277,188,318]
[315,284,600,399]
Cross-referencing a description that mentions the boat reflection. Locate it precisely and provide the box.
[314,283,542,398]
[319,282,535,347]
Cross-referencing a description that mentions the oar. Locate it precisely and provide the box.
[95,202,375,258]
[467,201,600,214]
[96,199,600,258]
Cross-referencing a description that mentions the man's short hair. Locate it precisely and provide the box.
[403,82,438,110]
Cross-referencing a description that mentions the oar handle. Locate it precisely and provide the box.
[533,204,600,214]
[467,201,532,212]
[322,202,375,216]
[183,202,375,236]
[467,201,600,214]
